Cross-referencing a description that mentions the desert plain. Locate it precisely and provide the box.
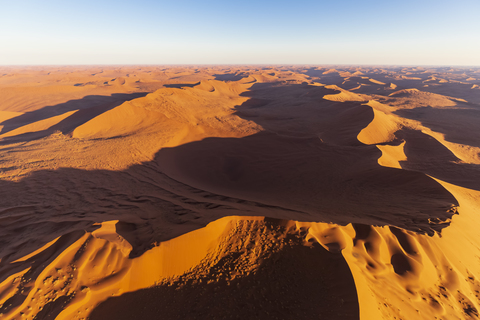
[0,65,480,319]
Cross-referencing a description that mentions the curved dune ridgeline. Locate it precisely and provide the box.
[1,65,480,320]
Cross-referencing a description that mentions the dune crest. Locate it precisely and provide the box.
[357,105,401,145]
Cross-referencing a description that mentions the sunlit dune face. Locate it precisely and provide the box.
[1,65,480,320]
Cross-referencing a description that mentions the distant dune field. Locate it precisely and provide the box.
[1,65,480,320]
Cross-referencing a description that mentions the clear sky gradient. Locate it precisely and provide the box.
[1,0,479,65]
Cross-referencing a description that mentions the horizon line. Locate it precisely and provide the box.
[1,63,479,68]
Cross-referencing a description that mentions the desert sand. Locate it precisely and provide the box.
[0,65,480,319]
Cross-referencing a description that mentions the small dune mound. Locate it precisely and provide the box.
[195,80,216,92]
[376,141,407,168]
[0,111,23,133]
[357,103,401,145]
[348,83,367,91]
[323,85,368,102]
[72,97,170,139]
[191,79,250,96]
[387,88,461,108]
[0,111,77,138]
[390,88,467,104]
[250,73,278,83]
[323,68,339,75]
[389,88,421,97]
[239,75,257,84]
[369,78,386,85]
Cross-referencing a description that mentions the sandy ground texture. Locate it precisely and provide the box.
[0,65,480,320]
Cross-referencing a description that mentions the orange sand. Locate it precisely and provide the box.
[0,65,480,320]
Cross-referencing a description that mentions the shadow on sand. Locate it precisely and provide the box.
[0,92,149,144]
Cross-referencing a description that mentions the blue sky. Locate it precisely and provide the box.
[1,0,479,65]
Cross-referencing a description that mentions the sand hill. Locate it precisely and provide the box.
[0,65,480,320]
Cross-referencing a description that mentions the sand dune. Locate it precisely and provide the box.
[357,104,401,145]
[0,111,23,123]
[368,78,386,85]
[0,111,77,139]
[1,66,480,320]
[388,88,465,105]
[323,84,368,102]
